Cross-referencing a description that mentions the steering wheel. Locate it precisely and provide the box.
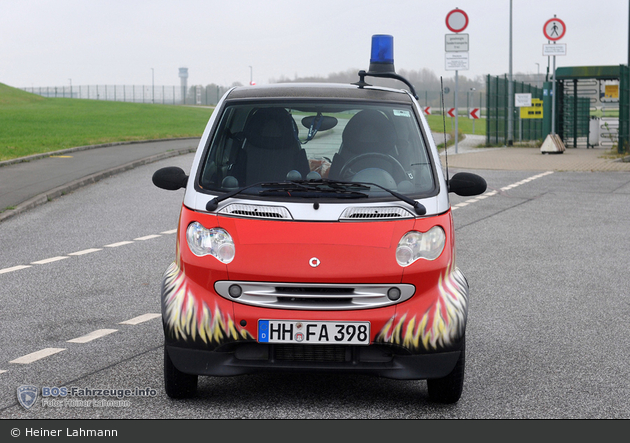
[338,153,408,183]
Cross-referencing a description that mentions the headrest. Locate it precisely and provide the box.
[243,107,296,150]
[341,110,396,155]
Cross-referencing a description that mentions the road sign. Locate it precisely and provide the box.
[469,108,480,119]
[543,17,566,41]
[445,34,469,52]
[446,9,468,33]
[445,53,469,71]
[515,93,532,107]
[423,107,431,115]
[543,44,566,56]
[447,108,456,118]
[520,98,543,119]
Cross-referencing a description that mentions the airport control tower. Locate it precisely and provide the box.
[179,67,188,104]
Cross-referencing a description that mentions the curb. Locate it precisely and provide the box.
[0,145,196,223]
[0,137,199,168]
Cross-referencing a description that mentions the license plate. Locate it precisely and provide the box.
[258,320,370,345]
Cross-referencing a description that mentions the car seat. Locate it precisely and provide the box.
[328,109,399,180]
[238,107,310,185]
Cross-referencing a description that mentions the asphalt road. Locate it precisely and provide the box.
[0,152,629,419]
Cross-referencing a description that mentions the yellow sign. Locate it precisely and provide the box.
[520,98,543,119]
[604,85,619,99]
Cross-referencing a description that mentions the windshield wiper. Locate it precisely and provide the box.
[205,180,369,211]
[315,179,427,215]
[206,179,425,215]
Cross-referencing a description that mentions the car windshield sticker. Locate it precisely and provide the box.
[393,109,411,117]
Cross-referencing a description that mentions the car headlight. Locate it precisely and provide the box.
[186,222,235,263]
[396,227,446,266]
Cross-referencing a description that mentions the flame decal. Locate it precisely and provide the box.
[161,262,253,346]
[376,265,469,351]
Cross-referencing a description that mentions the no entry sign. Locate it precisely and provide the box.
[446,9,468,33]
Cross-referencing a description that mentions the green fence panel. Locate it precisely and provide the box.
[486,75,542,145]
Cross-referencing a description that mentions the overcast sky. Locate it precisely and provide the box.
[1,0,628,88]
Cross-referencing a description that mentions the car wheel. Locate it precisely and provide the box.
[427,338,465,404]
[164,345,198,399]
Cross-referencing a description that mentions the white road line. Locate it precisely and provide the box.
[68,248,102,256]
[0,265,32,274]
[104,241,134,248]
[10,348,66,364]
[119,313,161,325]
[0,369,7,375]
[1,226,174,277]
[31,256,69,265]
[134,234,161,241]
[451,172,553,210]
[67,329,118,344]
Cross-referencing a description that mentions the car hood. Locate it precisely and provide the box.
[217,216,415,283]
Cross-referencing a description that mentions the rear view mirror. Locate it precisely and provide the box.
[448,172,487,196]
[152,167,188,190]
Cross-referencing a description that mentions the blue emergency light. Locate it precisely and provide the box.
[354,34,418,99]
[369,34,395,73]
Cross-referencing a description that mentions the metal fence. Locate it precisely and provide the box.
[486,75,543,145]
[21,84,486,112]
[20,85,231,106]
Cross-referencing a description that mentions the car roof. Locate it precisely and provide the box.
[225,82,414,104]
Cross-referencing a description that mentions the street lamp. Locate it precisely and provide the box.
[249,66,255,85]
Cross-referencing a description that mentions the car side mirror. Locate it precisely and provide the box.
[152,167,188,190]
[448,172,487,196]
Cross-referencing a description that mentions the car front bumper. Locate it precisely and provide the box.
[165,341,462,380]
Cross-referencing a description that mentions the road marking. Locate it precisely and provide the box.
[67,329,118,343]
[0,265,32,274]
[134,234,161,241]
[104,241,134,248]
[68,248,102,256]
[451,172,553,211]
[0,370,7,375]
[119,313,161,325]
[10,348,66,364]
[0,227,176,277]
[31,256,69,265]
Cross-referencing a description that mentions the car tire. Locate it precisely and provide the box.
[427,337,465,404]
[164,345,198,399]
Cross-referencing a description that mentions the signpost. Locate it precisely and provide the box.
[541,16,567,153]
[445,8,468,153]
[424,107,431,115]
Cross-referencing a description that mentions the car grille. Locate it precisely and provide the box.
[214,281,415,310]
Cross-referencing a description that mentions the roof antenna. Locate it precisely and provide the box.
[440,76,449,187]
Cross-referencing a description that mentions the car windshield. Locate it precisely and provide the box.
[198,100,436,199]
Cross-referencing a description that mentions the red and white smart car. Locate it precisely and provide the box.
[153,35,486,403]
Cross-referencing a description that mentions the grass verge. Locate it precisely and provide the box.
[0,83,213,161]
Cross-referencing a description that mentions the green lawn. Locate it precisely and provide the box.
[425,114,486,136]
[0,83,213,161]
